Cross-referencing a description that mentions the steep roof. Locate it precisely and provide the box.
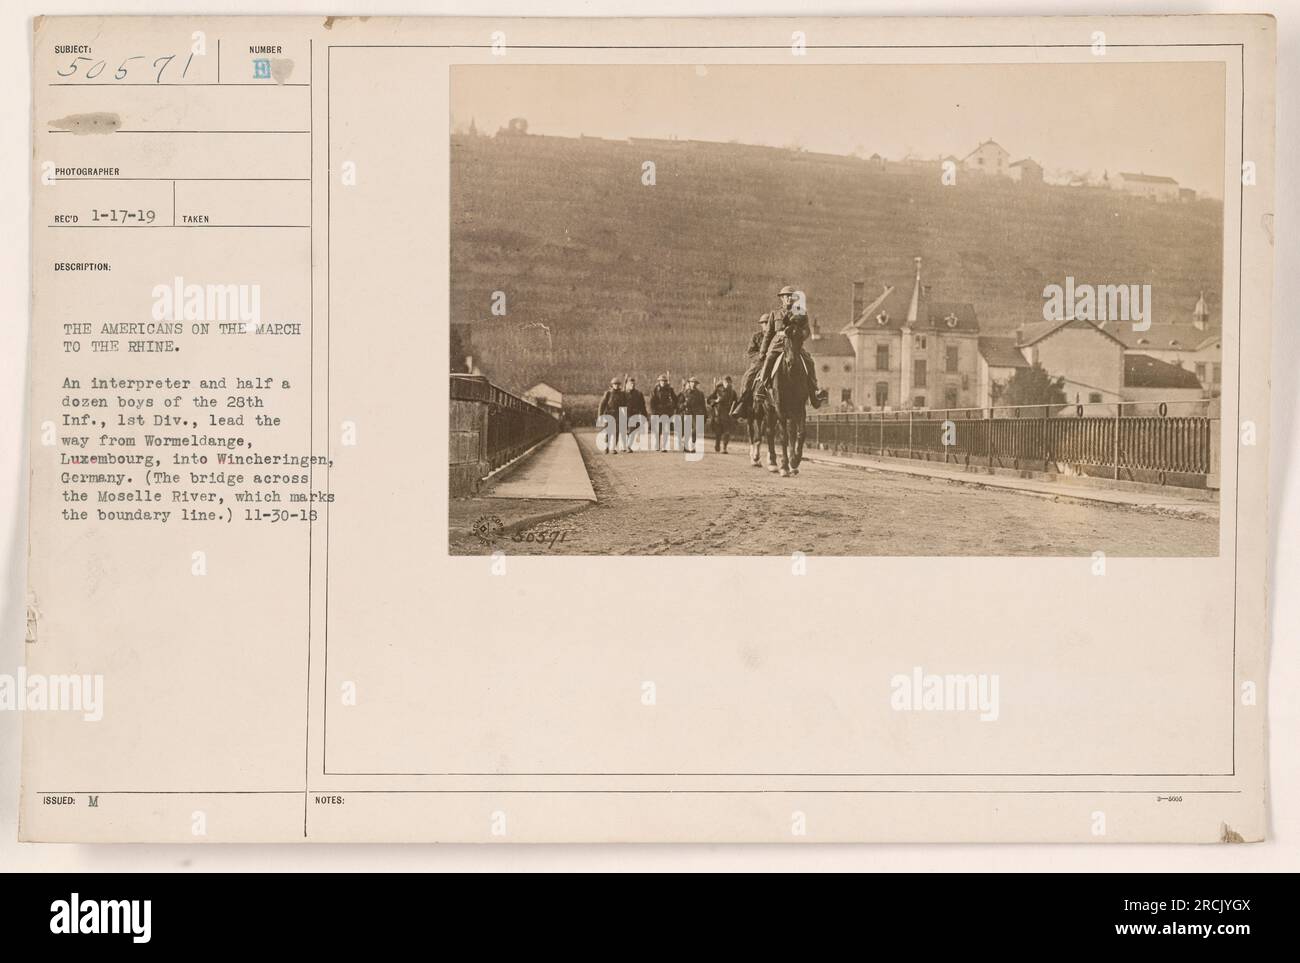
[963,139,1008,160]
[1107,322,1221,351]
[978,336,1030,368]
[1117,172,1179,185]
[845,276,978,334]
[1009,157,1042,169]
[923,301,978,331]
[1125,354,1204,389]
[1016,317,1127,349]
[807,333,856,357]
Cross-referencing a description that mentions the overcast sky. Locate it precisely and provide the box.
[452,62,1227,198]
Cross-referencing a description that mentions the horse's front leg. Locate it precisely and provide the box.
[777,416,791,476]
[790,413,805,474]
[764,412,779,472]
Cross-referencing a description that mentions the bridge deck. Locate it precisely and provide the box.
[454,429,1219,556]
[487,432,597,502]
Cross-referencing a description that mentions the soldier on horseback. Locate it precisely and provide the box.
[732,284,825,419]
[759,309,823,399]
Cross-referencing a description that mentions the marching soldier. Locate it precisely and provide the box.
[597,376,627,454]
[623,376,648,451]
[649,373,679,452]
[682,376,707,453]
[707,375,738,453]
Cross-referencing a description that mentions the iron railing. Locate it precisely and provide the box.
[450,374,559,482]
[807,400,1217,482]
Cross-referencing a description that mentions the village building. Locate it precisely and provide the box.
[976,335,1030,408]
[1111,171,1180,201]
[1008,157,1044,184]
[825,267,1215,414]
[524,381,564,417]
[962,139,1011,177]
[1123,354,1205,404]
[805,325,859,410]
[840,258,982,412]
[1014,318,1128,405]
[1104,291,1222,396]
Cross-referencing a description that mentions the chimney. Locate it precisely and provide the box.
[851,281,865,324]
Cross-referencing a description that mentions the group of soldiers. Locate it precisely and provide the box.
[595,284,827,455]
[597,373,739,453]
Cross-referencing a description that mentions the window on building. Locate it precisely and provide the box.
[876,344,890,370]
[1212,363,1222,384]
[844,363,853,373]
[914,395,927,409]
[841,388,853,405]
[944,387,958,409]
[945,345,959,373]
[961,373,970,390]
[913,359,927,387]
[1195,362,1207,382]
[915,335,927,349]
[1089,392,1103,404]
[875,382,888,406]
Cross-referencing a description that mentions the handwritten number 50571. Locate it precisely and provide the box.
[56,53,193,83]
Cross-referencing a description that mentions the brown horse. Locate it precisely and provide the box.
[760,327,816,476]
[746,385,778,472]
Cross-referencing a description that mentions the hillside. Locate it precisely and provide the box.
[450,133,1223,396]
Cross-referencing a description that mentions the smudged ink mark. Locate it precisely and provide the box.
[1220,823,1246,843]
[323,16,370,30]
[26,593,41,643]
[48,112,121,135]
[270,58,294,84]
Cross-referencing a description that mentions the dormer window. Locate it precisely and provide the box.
[1136,338,1149,345]
[876,311,890,326]
[944,313,959,328]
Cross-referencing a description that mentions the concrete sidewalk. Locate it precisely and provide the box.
[802,449,1219,519]
[487,432,596,502]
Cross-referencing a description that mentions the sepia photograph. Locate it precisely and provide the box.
[10,8,1280,865]
[449,62,1227,557]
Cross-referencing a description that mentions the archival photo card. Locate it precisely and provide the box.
[22,14,1273,843]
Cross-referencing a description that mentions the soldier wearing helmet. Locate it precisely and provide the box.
[732,285,823,418]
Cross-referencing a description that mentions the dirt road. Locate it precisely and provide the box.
[453,431,1218,557]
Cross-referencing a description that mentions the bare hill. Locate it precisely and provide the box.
[450,133,1223,396]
